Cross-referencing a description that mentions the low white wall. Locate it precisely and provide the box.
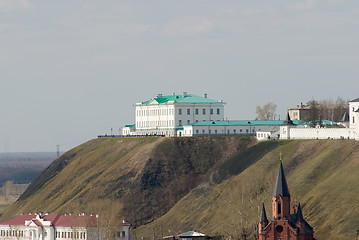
[289,128,356,139]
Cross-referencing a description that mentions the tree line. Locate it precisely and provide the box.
[256,97,349,126]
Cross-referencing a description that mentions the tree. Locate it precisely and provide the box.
[256,103,277,120]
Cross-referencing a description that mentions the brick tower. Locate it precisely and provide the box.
[258,161,315,240]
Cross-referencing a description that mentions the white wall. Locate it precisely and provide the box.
[288,127,355,139]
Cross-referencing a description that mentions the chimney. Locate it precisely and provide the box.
[157,93,162,98]
[183,92,187,97]
[204,93,208,98]
[172,93,176,95]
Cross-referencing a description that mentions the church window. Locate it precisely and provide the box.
[276,225,283,233]
[278,202,281,215]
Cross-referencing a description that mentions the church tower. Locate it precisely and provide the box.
[258,161,315,240]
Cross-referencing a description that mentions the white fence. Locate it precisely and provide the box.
[289,128,356,140]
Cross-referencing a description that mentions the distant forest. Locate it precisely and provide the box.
[0,152,56,186]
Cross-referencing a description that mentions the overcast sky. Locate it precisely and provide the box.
[1,0,358,152]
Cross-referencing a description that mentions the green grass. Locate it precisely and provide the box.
[2,138,359,240]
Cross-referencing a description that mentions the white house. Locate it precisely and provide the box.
[123,92,225,136]
[279,98,359,140]
[0,213,130,240]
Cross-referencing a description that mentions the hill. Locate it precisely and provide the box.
[2,137,359,240]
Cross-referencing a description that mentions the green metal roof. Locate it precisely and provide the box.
[140,94,223,105]
[187,120,337,127]
[124,124,135,128]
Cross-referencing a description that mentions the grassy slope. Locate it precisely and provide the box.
[2,138,359,240]
[1,136,254,225]
[135,140,359,240]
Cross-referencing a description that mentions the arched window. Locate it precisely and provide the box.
[278,202,281,215]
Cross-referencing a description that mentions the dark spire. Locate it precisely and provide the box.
[259,203,268,223]
[296,203,304,222]
[272,161,290,197]
[281,112,295,126]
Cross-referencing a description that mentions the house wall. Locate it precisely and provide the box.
[288,127,355,139]
[135,102,225,136]
[183,125,256,136]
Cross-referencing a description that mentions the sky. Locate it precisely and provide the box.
[1,0,358,152]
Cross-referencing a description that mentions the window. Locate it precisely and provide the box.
[210,109,214,115]
[179,109,182,115]
[187,109,190,115]
[203,109,206,115]
[278,202,281,215]
[187,120,190,125]
[196,130,199,134]
[234,129,236,133]
[217,108,220,114]
[246,129,249,133]
[215,130,218,134]
[122,231,126,237]
[209,129,211,134]
[240,129,242,132]
[179,120,182,126]
[195,109,199,115]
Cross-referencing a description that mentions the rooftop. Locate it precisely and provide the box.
[187,120,337,127]
[139,93,224,105]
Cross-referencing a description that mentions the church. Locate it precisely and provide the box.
[258,161,315,240]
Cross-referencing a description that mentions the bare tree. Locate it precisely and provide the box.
[256,103,277,120]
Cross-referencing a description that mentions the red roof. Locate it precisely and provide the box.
[0,213,128,228]
[46,214,97,227]
[0,214,37,226]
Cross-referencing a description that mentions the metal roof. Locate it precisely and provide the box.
[350,98,359,102]
[178,231,206,237]
[187,119,337,127]
[273,161,290,197]
[259,203,268,223]
[140,94,223,105]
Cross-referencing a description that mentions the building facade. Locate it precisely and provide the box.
[258,162,315,240]
[280,98,359,140]
[288,104,311,121]
[124,92,225,136]
[0,213,130,240]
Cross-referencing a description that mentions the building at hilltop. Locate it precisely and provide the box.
[280,98,359,140]
[258,161,315,240]
[0,213,130,240]
[121,94,359,140]
[122,92,226,136]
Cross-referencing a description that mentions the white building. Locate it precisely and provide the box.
[0,213,130,240]
[123,92,225,136]
[280,98,359,140]
[182,120,284,137]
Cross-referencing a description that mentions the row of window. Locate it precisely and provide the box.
[179,108,220,115]
[56,231,86,239]
[0,230,24,237]
[194,128,254,134]
[137,108,174,117]
[137,119,223,128]
[137,120,175,128]
[136,108,221,117]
